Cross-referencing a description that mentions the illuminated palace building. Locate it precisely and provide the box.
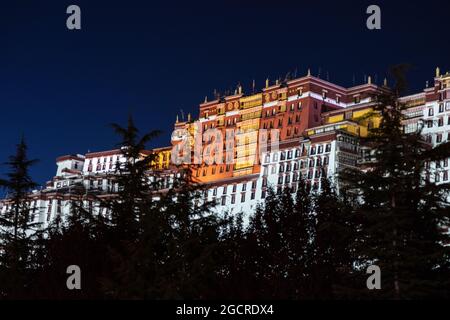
[2,68,450,226]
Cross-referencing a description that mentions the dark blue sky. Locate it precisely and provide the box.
[1,0,450,184]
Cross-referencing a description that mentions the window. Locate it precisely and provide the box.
[278,176,283,184]
[242,183,247,192]
[252,180,257,189]
[261,190,266,199]
[325,144,331,152]
[428,108,434,116]
[444,171,448,181]
[439,104,444,113]
[438,118,444,127]
[223,186,227,195]
[285,175,290,184]
[315,170,321,178]
[336,96,341,104]
[318,145,323,154]
[231,194,236,204]
[265,154,270,163]
[345,111,353,119]
[221,196,226,206]
[280,152,286,160]
[279,164,284,173]
[241,193,246,203]
[232,185,237,193]
[287,151,293,159]
[437,134,442,143]
[310,147,316,155]
[251,192,255,200]
[295,149,300,157]
[427,120,433,128]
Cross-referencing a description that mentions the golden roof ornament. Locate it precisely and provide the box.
[436,66,440,77]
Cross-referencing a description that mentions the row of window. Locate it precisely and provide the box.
[310,143,332,155]
[196,164,233,177]
[218,191,257,206]
[425,116,450,128]
[265,145,330,163]
[211,180,258,197]
[277,169,324,184]
[425,132,450,144]
[427,101,450,116]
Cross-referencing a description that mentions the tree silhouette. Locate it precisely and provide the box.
[340,65,450,298]
[0,136,39,299]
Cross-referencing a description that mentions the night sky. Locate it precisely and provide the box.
[1,0,450,185]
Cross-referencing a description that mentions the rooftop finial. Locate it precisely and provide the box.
[204,96,208,103]
[176,115,179,123]
[383,77,387,86]
[368,75,372,85]
[265,78,269,88]
[238,84,242,95]
[436,66,440,77]
[307,68,311,76]
[187,113,191,122]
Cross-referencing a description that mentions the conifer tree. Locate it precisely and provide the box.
[0,137,38,299]
[341,65,450,298]
[98,115,162,297]
[309,173,356,299]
